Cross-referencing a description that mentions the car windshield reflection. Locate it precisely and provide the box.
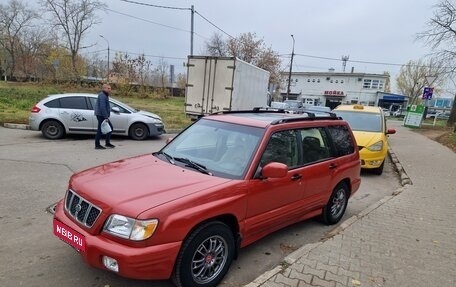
[334,111,382,132]
[160,118,263,179]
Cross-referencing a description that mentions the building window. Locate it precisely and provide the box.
[363,79,385,89]
[371,80,379,89]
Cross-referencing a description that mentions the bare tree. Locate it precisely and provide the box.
[227,32,262,63]
[205,32,282,88]
[135,54,153,91]
[395,58,447,105]
[205,33,227,56]
[176,73,187,90]
[0,0,38,79]
[417,0,456,126]
[417,0,456,72]
[41,0,106,80]
[154,57,169,97]
[17,26,51,80]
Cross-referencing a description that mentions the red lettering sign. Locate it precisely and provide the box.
[324,91,345,96]
[53,219,86,252]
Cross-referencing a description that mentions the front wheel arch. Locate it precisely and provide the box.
[128,122,149,140]
[172,221,235,287]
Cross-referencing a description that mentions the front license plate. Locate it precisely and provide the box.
[53,218,86,252]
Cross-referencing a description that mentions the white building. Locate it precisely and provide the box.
[280,70,402,109]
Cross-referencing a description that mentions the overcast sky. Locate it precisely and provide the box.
[3,0,442,93]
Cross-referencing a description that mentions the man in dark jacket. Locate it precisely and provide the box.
[94,84,115,149]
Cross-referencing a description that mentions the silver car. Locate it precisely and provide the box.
[29,93,165,140]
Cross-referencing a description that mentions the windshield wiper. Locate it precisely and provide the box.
[174,157,212,176]
[154,151,175,164]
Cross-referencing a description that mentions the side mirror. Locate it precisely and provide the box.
[386,128,396,135]
[111,106,120,113]
[261,162,288,178]
[166,137,174,144]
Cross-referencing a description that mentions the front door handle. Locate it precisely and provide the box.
[329,163,337,170]
[291,174,302,181]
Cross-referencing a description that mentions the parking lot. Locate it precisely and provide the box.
[0,127,401,287]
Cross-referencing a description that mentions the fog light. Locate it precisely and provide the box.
[368,160,382,166]
[102,256,119,272]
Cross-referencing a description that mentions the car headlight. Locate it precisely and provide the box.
[103,214,158,241]
[367,140,383,152]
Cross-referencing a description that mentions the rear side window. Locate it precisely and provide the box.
[44,99,60,108]
[327,125,355,157]
[300,127,331,164]
[59,97,89,110]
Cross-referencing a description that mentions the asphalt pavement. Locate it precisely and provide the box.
[246,120,456,287]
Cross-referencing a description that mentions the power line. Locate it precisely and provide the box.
[106,8,187,33]
[118,0,234,40]
[106,8,208,40]
[193,10,234,39]
[289,53,440,69]
[110,49,187,60]
[119,0,190,11]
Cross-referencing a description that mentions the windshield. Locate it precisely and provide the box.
[270,102,288,109]
[110,98,139,112]
[334,111,383,132]
[284,100,302,108]
[159,118,264,179]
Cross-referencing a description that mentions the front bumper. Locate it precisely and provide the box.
[53,200,181,280]
[359,151,386,169]
[147,123,166,136]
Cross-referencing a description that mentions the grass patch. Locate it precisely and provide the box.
[0,82,191,130]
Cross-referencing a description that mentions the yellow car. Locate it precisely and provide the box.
[333,104,396,175]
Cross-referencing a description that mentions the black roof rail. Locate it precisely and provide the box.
[209,108,342,123]
[271,115,341,125]
[210,107,288,115]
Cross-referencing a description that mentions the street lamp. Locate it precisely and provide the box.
[287,34,295,100]
[99,35,110,82]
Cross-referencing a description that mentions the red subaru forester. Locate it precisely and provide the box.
[53,109,361,287]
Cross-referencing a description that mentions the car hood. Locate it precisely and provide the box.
[137,110,162,121]
[69,154,231,217]
[352,130,384,148]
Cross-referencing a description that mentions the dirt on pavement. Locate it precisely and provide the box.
[413,126,456,153]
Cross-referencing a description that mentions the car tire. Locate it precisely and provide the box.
[41,120,65,139]
[322,182,349,225]
[128,123,149,140]
[372,161,384,175]
[172,221,235,287]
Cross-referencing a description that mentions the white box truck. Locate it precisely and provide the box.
[185,56,270,119]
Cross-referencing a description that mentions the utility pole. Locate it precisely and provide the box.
[190,5,194,56]
[99,35,110,82]
[341,55,349,72]
[287,34,295,100]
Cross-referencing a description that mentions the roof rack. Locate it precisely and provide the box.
[210,108,341,123]
[210,107,288,115]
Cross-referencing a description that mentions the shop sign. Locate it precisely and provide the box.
[324,90,345,96]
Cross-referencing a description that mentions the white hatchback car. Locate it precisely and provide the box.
[29,93,165,140]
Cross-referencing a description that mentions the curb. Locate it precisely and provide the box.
[3,123,30,130]
[245,147,412,287]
